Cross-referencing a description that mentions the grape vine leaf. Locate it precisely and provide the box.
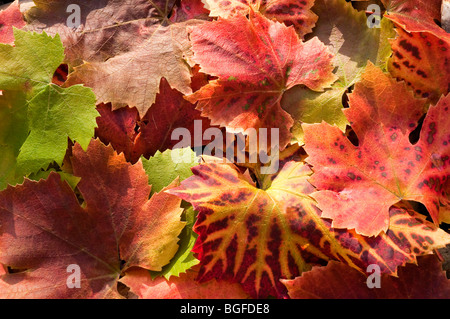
[121,266,249,299]
[381,0,448,37]
[150,206,200,280]
[303,63,449,236]
[26,0,205,116]
[0,139,184,298]
[186,11,337,150]
[133,77,213,158]
[202,0,318,37]
[25,0,177,66]
[0,29,98,188]
[170,0,211,22]
[282,0,396,144]
[95,77,213,163]
[388,27,450,104]
[282,255,450,299]
[95,103,143,164]
[167,160,450,298]
[0,0,26,43]
[17,84,97,174]
[142,147,198,195]
[381,0,450,104]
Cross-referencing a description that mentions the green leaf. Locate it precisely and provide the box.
[0,28,98,187]
[141,147,199,195]
[151,206,200,280]
[0,29,64,92]
[28,169,81,190]
[282,86,348,144]
[17,84,97,174]
[142,148,200,279]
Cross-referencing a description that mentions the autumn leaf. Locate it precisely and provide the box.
[95,77,214,163]
[25,0,205,116]
[282,0,397,144]
[0,0,26,43]
[303,63,449,236]
[25,0,177,67]
[134,77,213,158]
[381,0,447,37]
[170,0,211,22]
[167,161,321,298]
[202,0,318,37]
[149,206,200,280]
[121,266,249,299]
[380,0,450,104]
[186,11,337,150]
[95,103,143,164]
[167,160,450,298]
[282,255,450,299]
[388,28,450,104]
[0,139,184,298]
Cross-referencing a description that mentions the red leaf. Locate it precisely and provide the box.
[381,0,450,104]
[0,139,184,298]
[95,77,215,163]
[203,0,318,37]
[167,159,450,298]
[382,0,447,37]
[303,63,450,236]
[121,266,249,299]
[0,0,26,44]
[186,11,337,150]
[282,255,450,299]
[95,103,143,163]
[388,28,450,104]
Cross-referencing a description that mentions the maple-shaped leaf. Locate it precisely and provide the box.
[202,0,318,37]
[167,160,450,298]
[0,0,26,43]
[121,266,249,299]
[95,77,214,163]
[134,77,213,158]
[186,11,337,150]
[0,139,184,298]
[303,63,450,236]
[282,0,397,145]
[0,29,98,188]
[282,255,450,299]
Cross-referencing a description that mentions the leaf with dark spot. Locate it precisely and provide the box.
[167,161,450,298]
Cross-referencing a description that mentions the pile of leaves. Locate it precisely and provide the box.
[0,0,449,299]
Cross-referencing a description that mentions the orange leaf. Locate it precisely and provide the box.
[0,139,184,298]
[303,63,449,236]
